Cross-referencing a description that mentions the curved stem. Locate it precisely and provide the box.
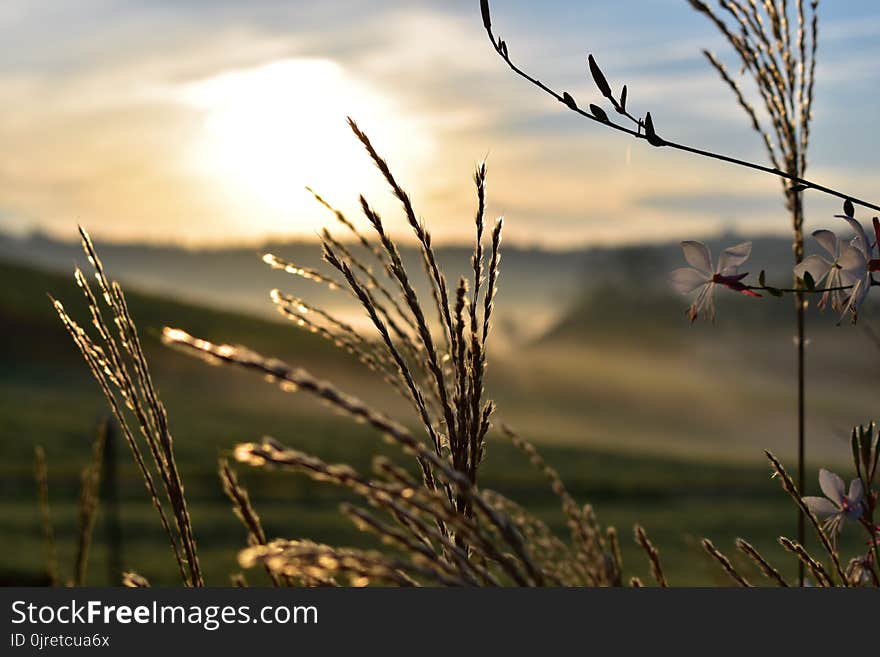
[797,291,806,587]
[746,283,859,293]
[859,518,880,585]
[481,18,880,214]
[744,277,879,294]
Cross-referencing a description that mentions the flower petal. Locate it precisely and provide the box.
[670,268,709,294]
[812,230,839,258]
[837,216,872,257]
[818,468,846,506]
[837,269,863,290]
[793,255,832,283]
[847,478,864,504]
[803,496,838,518]
[717,241,752,275]
[681,241,712,275]
[837,244,867,277]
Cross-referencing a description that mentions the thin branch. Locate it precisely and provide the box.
[479,0,879,213]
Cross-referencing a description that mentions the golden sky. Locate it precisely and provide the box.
[1,0,879,248]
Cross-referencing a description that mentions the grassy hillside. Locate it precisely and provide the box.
[0,258,865,585]
[519,279,880,462]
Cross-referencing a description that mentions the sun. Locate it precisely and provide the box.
[180,58,432,237]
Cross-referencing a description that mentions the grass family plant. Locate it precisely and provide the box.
[49,97,879,588]
[33,422,109,586]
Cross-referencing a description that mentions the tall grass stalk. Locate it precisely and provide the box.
[52,119,878,587]
[157,119,624,586]
[52,231,202,586]
[33,446,59,586]
[687,0,819,590]
[73,421,108,586]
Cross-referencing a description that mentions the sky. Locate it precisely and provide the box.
[1,0,879,249]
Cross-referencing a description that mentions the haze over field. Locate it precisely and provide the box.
[2,230,876,465]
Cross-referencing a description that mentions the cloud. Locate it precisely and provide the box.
[0,0,878,249]
[636,191,784,216]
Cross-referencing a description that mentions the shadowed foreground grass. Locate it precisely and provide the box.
[0,259,859,585]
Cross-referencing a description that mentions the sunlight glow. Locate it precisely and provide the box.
[180,58,432,235]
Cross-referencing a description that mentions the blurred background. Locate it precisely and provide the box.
[2,0,879,585]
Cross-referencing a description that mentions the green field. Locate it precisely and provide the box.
[0,258,866,586]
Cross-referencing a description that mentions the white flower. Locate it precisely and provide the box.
[838,215,876,318]
[670,241,757,322]
[803,468,864,543]
[793,229,867,313]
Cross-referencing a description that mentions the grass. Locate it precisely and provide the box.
[2,2,875,587]
[2,248,863,586]
[6,116,875,586]
[0,236,872,585]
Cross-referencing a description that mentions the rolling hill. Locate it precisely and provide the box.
[0,251,870,585]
